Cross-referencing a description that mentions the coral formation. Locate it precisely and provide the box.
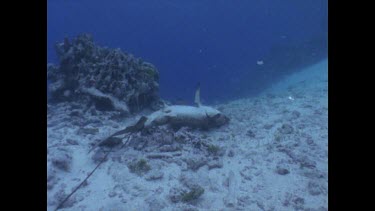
[47,34,160,113]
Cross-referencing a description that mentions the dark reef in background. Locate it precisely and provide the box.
[47,34,161,114]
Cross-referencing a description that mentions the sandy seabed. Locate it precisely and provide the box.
[47,60,328,211]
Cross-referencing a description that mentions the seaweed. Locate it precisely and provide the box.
[128,159,151,176]
[206,144,221,156]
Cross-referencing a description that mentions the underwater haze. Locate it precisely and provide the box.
[47,1,328,210]
[47,0,327,103]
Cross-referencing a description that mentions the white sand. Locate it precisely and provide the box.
[47,59,328,211]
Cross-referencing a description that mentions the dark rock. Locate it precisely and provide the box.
[159,145,181,152]
[305,207,328,211]
[227,149,235,157]
[70,110,82,117]
[302,169,326,179]
[240,166,256,181]
[179,174,198,189]
[66,139,79,145]
[293,197,305,208]
[263,124,273,129]
[299,156,317,169]
[266,93,276,99]
[207,159,223,169]
[169,187,185,203]
[246,129,256,138]
[297,123,306,129]
[283,193,305,210]
[53,189,77,209]
[81,180,89,187]
[306,137,315,145]
[191,139,204,149]
[47,171,58,190]
[184,156,208,171]
[278,124,294,134]
[147,153,172,160]
[146,197,167,211]
[99,137,123,148]
[108,191,117,198]
[180,186,205,203]
[145,170,164,181]
[91,149,108,164]
[276,168,290,175]
[79,127,99,135]
[92,96,115,111]
[51,152,72,172]
[308,181,323,196]
[291,110,301,119]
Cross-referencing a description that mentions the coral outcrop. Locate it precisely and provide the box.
[47,34,160,113]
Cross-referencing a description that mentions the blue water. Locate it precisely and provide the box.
[47,0,327,104]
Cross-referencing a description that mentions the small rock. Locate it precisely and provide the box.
[308,181,323,196]
[180,186,205,203]
[47,171,57,190]
[146,170,164,181]
[302,169,326,179]
[278,124,294,134]
[53,189,76,209]
[240,166,256,181]
[179,175,201,189]
[283,193,305,210]
[51,152,72,172]
[66,139,78,145]
[291,110,301,119]
[299,157,317,169]
[266,93,276,99]
[293,196,305,209]
[297,123,306,129]
[169,187,185,203]
[246,130,256,138]
[70,110,81,117]
[81,180,89,187]
[227,150,235,157]
[306,137,314,145]
[99,137,122,148]
[147,153,172,160]
[159,145,181,152]
[276,168,290,175]
[184,156,208,171]
[263,124,273,130]
[146,197,167,211]
[108,191,117,198]
[79,127,99,135]
[207,159,223,170]
[91,149,108,164]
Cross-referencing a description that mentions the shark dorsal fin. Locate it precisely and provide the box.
[194,82,201,107]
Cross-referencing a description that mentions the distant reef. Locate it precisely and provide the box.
[47,34,161,114]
